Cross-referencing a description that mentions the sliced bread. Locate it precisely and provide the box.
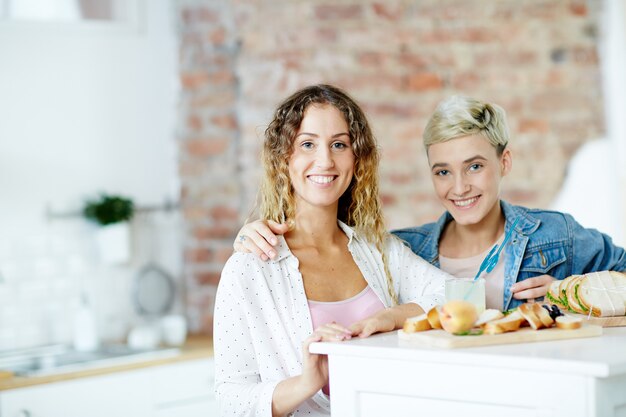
[403,313,432,333]
[532,303,555,328]
[426,306,443,329]
[475,309,505,327]
[518,303,544,330]
[483,310,525,335]
[555,315,583,330]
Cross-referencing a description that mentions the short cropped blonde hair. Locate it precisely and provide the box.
[423,96,510,155]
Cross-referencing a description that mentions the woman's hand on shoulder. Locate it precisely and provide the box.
[233,219,289,261]
[511,274,556,300]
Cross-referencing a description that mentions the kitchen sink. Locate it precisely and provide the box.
[0,344,180,377]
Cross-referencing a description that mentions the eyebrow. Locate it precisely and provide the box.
[430,155,488,170]
[295,132,350,139]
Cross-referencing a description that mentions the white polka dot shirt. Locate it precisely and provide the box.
[214,221,448,416]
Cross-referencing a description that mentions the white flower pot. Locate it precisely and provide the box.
[95,222,131,264]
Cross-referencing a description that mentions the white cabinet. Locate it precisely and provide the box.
[0,369,152,417]
[152,359,217,417]
[311,329,626,417]
[0,358,216,417]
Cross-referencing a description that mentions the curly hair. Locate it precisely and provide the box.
[259,84,398,305]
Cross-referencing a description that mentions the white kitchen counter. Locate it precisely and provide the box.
[310,328,626,417]
[0,336,213,391]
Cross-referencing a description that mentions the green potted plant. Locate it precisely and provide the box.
[83,194,134,225]
[83,193,135,264]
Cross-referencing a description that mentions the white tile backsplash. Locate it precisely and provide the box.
[0,213,183,351]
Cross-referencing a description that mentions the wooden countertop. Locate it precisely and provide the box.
[0,336,213,391]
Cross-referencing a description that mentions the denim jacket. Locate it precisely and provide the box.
[392,200,626,311]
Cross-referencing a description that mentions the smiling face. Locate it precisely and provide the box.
[427,134,511,226]
[288,104,355,212]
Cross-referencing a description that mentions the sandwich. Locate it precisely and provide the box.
[557,275,579,309]
[565,276,586,314]
[576,271,626,317]
[546,280,567,310]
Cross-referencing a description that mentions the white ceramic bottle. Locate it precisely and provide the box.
[73,293,99,351]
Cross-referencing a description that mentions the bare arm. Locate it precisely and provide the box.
[349,303,423,338]
[234,219,289,261]
[272,324,352,416]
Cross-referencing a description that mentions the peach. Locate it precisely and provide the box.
[439,300,478,334]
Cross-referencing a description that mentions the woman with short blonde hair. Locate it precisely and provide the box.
[396,95,625,311]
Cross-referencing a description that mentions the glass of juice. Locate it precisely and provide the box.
[445,278,486,314]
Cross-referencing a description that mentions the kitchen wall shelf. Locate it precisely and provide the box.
[45,199,180,222]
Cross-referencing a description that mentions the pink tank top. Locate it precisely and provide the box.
[308,285,385,331]
[308,286,385,396]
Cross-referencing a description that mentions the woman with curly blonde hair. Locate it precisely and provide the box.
[214,84,447,417]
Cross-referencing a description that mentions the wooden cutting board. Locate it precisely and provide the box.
[398,324,602,349]
[567,314,626,327]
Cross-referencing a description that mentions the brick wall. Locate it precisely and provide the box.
[176,0,604,334]
[177,0,241,333]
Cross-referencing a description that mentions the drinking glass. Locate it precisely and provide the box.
[445,278,486,314]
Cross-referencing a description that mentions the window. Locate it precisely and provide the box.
[0,0,143,33]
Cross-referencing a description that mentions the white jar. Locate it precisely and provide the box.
[160,314,187,346]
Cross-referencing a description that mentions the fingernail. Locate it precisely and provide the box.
[268,250,276,258]
[270,238,277,245]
